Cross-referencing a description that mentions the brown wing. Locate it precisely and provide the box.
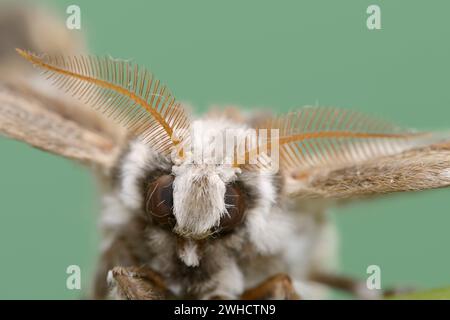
[0,81,118,169]
[285,141,450,199]
[0,4,120,169]
[253,106,450,199]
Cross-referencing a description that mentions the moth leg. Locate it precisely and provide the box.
[240,274,301,300]
[92,236,141,299]
[107,266,173,300]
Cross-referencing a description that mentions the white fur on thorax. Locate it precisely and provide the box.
[119,140,159,210]
[99,194,133,250]
[177,239,200,267]
[244,172,289,254]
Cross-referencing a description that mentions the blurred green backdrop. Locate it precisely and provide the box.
[0,0,449,299]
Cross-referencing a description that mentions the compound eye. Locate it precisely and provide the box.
[145,175,175,228]
[219,183,246,233]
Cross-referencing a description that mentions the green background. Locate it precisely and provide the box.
[1,0,449,299]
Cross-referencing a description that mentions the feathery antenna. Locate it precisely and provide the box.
[240,107,431,172]
[16,49,190,156]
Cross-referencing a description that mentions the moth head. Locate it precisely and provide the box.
[121,118,263,240]
[117,130,276,267]
[144,165,247,239]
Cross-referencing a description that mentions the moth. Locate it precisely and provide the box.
[1,46,450,300]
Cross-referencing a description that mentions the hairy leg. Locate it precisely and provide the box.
[107,266,173,300]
